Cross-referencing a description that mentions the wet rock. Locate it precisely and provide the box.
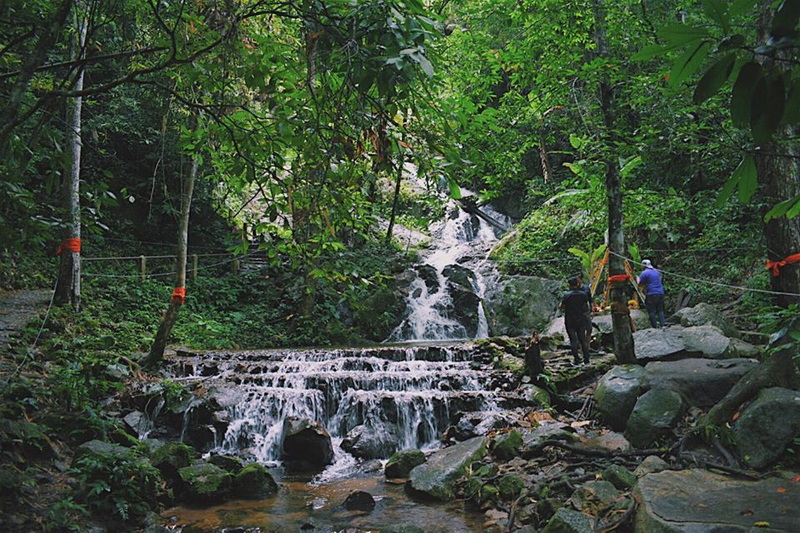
[634,469,800,532]
[406,436,488,501]
[491,430,523,460]
[207,453,244,473]
[519,384,552,408]
[123,411,153,438]
[497,474,525,500]
[233,463,278,499]
[177,463,232,505]
[625,388,685,448]
[150,442,195,483]
[521,420,574,453]
[281,417,334,469]
[594,365,647,431]
[733,387,800,469]
[385,450,426,479]
[343,490,376,512]
[443,417,477,442]
[74,439,132,462]
[341,423,398,460]
[483,275,562,337]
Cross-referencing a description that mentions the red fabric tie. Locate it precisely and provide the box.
[171,287,186,304]
[56,238,81,255]
[608,274,631,283]
[766,253,800,276]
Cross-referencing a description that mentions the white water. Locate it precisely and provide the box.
[387,196,508,342]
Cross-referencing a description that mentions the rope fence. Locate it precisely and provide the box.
[80,250,266,281]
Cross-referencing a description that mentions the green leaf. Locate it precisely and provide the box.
[416,54,434,77]
[764,197,800,221]
[782,80,800,125]
[729,0,757,18]
[619,155,642,178]
[734,155,758,203]
[631,44,669,61]
[772,0,800,37]
[731,62,762,127]
[569,134,583,149]
[448,178,462,199]
[751,75,785,143]
[702,0,730,33]
[693,53,736,103]
[715,171,740,207]
[669,41,711,88]
[657,24,710,46]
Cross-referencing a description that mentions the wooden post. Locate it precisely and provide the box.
[140,255,146,281]
[191,254,198,284]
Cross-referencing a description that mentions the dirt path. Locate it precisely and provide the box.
[0,289,52,354]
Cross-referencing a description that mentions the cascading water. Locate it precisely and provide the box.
[171,344,505,465]
[387,195,509,342]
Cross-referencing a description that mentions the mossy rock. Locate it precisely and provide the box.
[498,475,526,500]
[491,430,523,460]
[385,449,426,479]
[151,442,195,471]
[177,463,232,505]
[208,453,244,473]
[602,465,636,490]
[233,463,278,499]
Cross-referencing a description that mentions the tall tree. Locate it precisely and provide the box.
[55,2,87,311]
[146,118,199,367]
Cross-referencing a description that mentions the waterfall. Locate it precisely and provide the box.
[387,195,508,342]
[167,194,515,475]
[170,343,510,465]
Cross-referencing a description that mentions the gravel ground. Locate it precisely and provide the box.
[0,289,52,354]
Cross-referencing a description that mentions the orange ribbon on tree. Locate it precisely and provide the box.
[171,287,186,304]
[55,238,81,255]
[766,253,800,276]
[608,274,631,283]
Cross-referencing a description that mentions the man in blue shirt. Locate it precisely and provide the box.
[637,259,665,328]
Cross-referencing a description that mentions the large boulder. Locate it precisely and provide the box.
[733,387,800,470]
[635,469,800,532]
[233,463,278,499]
[406,436,488,501]
[483,275,562,337]
[673,302,737,337]
[594,365,647,431]
[385,450,427,479]
[633,325,759,362]
[177,463,232,505]
[443,264,482,338]
[341,423,398,460]
[642,358,758,408]
[624,388,685,448]
[281,417,334,469]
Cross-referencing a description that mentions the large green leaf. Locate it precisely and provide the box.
[750,75,785,143]
[657,24,710,46]
[729,0,758,18]
[730,62,762,127]
[693,53,736,104]
[764,196,800,221]
[702,0,731,33]
[782,80,800,125]
[669,41,711,89]
[735,154,758,203]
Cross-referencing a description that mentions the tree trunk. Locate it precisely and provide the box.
[594,0,635,364]
[55,7,87,311]
[386,151,404,245]
[146,146,199,367]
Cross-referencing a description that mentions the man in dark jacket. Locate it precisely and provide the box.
[561,276,592,365]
